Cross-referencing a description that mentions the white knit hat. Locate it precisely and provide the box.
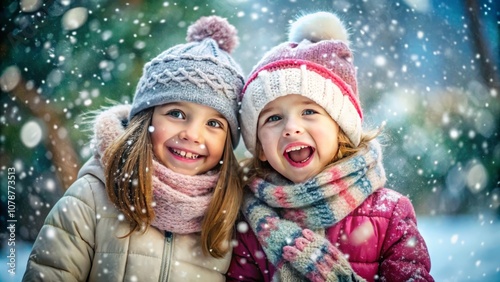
[239,12,363,154]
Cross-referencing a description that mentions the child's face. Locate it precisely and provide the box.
[257,94,340,183]
[150,101,228,175]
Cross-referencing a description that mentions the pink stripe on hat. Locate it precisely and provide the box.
[242,59,363,119]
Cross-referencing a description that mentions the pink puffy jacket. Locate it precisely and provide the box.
[227,188,434,282]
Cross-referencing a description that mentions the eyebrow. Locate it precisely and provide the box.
[259,107,274,118]
[259,99,317,116]
[159,102,225,118]
[158,102,180,109]
[300,100,318,106]
[212,112,226,120]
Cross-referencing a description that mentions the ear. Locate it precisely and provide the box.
[258,149,267,162]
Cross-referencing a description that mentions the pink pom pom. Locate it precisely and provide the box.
[186,16,239,53]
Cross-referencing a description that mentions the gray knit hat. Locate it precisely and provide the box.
[130,16,244,145]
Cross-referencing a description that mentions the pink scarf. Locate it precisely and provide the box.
[92,105,219,234]
[151,160,219,234]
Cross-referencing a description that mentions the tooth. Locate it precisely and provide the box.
[287,146,306,153]
[186,152,192,158]
[180,151,186,156]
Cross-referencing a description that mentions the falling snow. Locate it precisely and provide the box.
[0,0,499,281]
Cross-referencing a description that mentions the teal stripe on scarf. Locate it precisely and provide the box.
[244,193,303,265]
[303,199,337,227]
[291,178,328,207]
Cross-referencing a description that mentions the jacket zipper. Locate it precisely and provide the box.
[159,231,174,282]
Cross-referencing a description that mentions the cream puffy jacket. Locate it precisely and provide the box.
[23,158,231,281]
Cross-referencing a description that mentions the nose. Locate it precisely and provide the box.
[283,117,303,137]
[179,122,204,143]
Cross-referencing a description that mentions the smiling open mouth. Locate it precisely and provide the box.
[285,145,314,163]
[169,148,200,159]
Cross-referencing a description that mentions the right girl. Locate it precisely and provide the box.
[227,12,434,282]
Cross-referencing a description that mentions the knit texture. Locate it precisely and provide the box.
[240,12,362,154]
[92,105,219,234]
[151,159,219,234]
[130,16,244,145]
[242,141,385,281]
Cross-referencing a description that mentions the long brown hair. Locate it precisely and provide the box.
[103,108,242,258]
[241,128,381,185]
[201,134,242,258]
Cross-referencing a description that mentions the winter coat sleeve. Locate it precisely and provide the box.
[379,195,434,282]
[22,175,98,282]
[226,218,275,282]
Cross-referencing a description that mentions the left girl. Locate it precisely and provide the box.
[23,16,244,281]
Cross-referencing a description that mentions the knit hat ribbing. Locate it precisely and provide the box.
[130,16,244,145]
[240,12,363,154]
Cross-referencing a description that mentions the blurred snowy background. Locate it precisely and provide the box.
[0,0,499,281]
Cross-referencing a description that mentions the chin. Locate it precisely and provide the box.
[287,176,307,184]
[286,171,316,184]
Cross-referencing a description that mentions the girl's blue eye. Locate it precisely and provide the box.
[303,109,316,115]
[267,115,281,122]
[207,120,223,128]
[166,110,185,119]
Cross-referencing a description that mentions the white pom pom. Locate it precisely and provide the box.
[288,12,350,44]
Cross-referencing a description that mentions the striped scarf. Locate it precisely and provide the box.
[243,140,386,281]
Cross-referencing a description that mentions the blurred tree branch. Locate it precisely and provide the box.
[465,0,500,92]
[9,78,81,190]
